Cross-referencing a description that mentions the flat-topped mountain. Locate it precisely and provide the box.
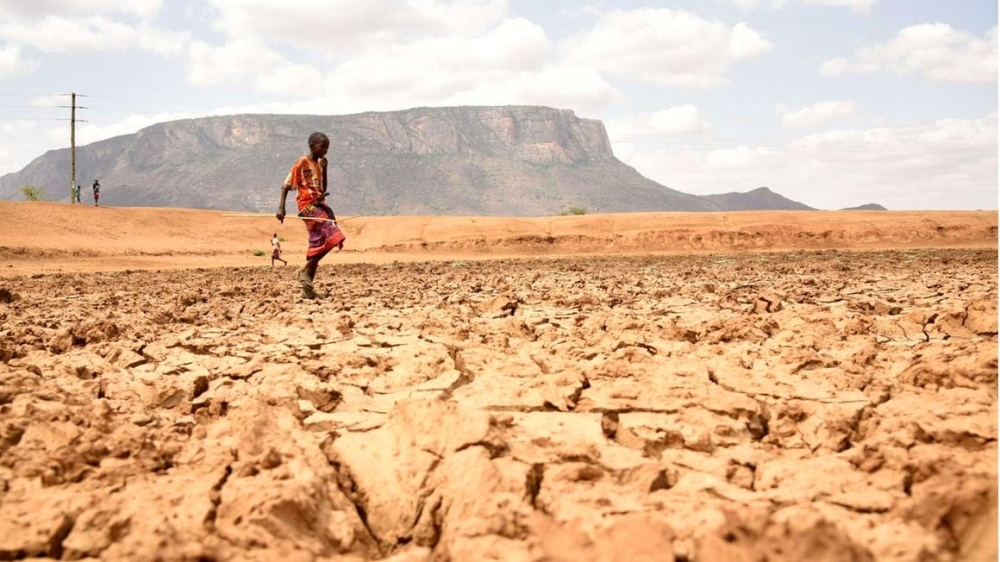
[0,106,831,215]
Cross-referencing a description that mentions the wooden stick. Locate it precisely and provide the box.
[221,213,360,224]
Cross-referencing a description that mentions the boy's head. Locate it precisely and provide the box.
[308,132,329,159]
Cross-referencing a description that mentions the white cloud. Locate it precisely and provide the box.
[722,0,765,10]
[237,65,618,117]
[0,0,162,20]
[71,112,201,146]
[723,0,876,14]
[204,0,508,51]
[186,17,618,112]
[722,0,873,12]
[0,16,190,56]
[777,100,855,128]
[613,113,998,210]
[0,121,40,173]
[821,24,998,83]
[802,0,874,14]
[329,18,548,97]
[186,39,325,97]
[0,44,38,79]
[562,9,773,88]
[606,106,711,138]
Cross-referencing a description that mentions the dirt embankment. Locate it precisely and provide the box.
[0,250,996,561]
[0,203,995,276]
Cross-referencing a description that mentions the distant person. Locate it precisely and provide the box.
[74,184,81,204]
[92,180,100,206]
[276,132,345,299]
[271,233,287,267]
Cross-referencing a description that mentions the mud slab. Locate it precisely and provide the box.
[0,250,996,561]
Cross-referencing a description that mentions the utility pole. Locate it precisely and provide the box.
[70,92,76,203]
[59,93,86,203]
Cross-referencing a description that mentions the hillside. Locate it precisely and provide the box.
[702,187,815,211]
[842,203,889,211]
[0,106,728,216]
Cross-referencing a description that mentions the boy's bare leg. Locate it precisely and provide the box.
[298,257,318,299]
[298,252,330,299]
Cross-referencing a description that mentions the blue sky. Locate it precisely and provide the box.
[0,0,996,209]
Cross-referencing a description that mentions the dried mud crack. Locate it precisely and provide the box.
[0,249,996,561]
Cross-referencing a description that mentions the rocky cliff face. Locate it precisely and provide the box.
[0,106,713,215]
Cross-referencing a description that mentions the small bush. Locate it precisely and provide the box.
[253,249,266,257]
[20,185,44,201]
[559,206,588,216]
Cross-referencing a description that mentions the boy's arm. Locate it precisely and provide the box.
[277,165,296,223]
[276,185,291,223]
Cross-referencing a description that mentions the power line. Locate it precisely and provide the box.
[85,106,198,115]
[84,94,218,109]
[0,117,66,121]
[0,93,63,97]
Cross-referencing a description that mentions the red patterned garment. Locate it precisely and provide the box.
[301,203,346,258]
[283,155,325,213]
[283,155,346,257]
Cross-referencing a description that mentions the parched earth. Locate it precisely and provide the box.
[0,249,996,561]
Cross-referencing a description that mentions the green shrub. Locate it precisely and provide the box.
[559,206,588,216]
[253,249,266,257]
[20,185,44,201]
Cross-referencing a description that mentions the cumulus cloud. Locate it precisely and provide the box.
[802,0,874,13]
[0,44,38,79]
[776,100,855,128]
[606,106,712,138]
[0,0,162,20]
[722,0,874,13]
[204,0,508,52]
[185,17,618,112]
[329,18,549,97]
[562,9,773,88]
[0,16,190,56]
[71,112,201,146]
[821,24,998,83]
[187,39,324,97]
[721,0,766,10]
[612,113,998,210]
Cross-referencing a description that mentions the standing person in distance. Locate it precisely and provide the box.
[275,132,345,299]
[92,179,100,206]
[75,184,82,204]
[271,233,287,267]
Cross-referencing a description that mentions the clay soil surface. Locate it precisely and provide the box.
[0,202,996,275]
[0,203,997,561]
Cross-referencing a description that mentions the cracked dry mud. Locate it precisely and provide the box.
[0,249,996,561]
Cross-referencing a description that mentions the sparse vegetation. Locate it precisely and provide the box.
[20,185,44,201]
[559,206,588,216]
[253,249,266,257]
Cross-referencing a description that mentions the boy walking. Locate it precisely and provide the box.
[271,233,287,267]
[75,185,82,204]
[276,132,345,299]
[92,180,100,206]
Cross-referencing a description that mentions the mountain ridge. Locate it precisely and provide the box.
[0,106,875,215]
